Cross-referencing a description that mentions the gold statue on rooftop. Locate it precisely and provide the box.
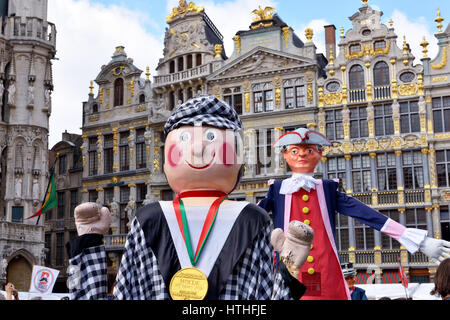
[166,0,204,23]
[252,6,276,22]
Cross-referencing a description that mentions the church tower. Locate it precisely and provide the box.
[0,0,57,291]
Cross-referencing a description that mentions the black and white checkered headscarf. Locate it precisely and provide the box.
[163,95,242,139]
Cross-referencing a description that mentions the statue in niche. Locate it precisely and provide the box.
[14,175,22,199]
[8,82,16,106]
[109,199,120,234]
[32,176,40,204]
[45,89,52,114]
[0,81,4,101]
[27,84,34,106]
[125,196,136,230]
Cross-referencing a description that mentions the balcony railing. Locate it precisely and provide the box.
[352,190,427,207]
[104,234,127,250]
[340,249,431,267]
[0,221,43,243]
[349,89,366,103]
[154,63,212,87]
[374,85,391,100]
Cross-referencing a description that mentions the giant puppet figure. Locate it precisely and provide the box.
[67,96,314,300]
[258,128,450,300]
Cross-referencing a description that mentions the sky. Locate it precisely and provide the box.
[47,0,450,148]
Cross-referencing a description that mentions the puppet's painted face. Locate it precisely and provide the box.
[164,125,243,194]
[283,144,322,174]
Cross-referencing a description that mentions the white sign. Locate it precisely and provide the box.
[29,265,60,295]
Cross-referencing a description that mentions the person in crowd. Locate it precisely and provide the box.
[431,258,450,300]
[341,262,367,300]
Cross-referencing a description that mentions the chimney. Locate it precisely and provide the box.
[62,130,70,142]
[324,25,336,63]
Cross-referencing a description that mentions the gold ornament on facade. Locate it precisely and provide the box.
[345,46,364,60]
[146,66,151,81]
[89,81,94,95]
[251,6,275,22]
[233,35,241,55]
[318,86,324,107]
[370,40,391,56]
[420,37,429,58]
[244,92,250,113]
[272,76,282,88]
[214,44,223,58]
[275,88,281,109]
[435,9,444,33]
[307,83,313,104]
[389,18,393,29]
[282,27,290,48]
[166,0,204,23]
[431,46,448,70]
[99,88,103,105]
[305,28,314,42]
[324,93,342,106]
[398,83,418,96]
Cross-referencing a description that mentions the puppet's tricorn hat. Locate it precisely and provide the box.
[341,262,357,277]
[273,128,331,148]
[163,95,242,139]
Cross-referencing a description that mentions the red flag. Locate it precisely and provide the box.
[398,260,409,288]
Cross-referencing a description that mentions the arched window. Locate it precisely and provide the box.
[139,94,146,104]
[349,65,365,90]
[92,103,98,113]
[169,61,175,74]
[114,78,124,106]
[178,57,184,72]
[187,55,193,69]
[373,61,390,87]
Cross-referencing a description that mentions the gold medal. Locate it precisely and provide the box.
[169,267,209,300]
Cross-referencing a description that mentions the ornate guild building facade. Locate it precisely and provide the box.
[0,0,56,291]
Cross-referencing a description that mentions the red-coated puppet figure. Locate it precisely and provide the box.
[259,128,450,300]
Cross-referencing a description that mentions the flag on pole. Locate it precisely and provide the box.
[398,259,409,288]
[26,172,57,220]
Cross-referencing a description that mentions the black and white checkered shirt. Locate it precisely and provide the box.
[68,216,301,300]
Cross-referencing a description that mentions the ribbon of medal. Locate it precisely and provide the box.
[169,190,228,300]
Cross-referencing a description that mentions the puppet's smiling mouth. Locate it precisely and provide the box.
[186,153,215,170]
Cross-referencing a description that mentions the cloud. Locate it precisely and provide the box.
[387,10,438,63]
[47,0,163,148]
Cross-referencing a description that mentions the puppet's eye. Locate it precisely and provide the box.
[179,131,191,142]
[307,149,313,154]
[291,149,298,155]
[204,129,217,142]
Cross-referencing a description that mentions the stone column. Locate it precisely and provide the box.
[431,204,442,239]
[344,154,353,194]
[395,150,405,205]
[81,135,88,178]
[425,207,433,237]
[96,133,103,175]
[244,129,256,178]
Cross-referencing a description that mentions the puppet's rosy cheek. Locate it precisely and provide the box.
[167,144,183,167]
[221,143,235,167]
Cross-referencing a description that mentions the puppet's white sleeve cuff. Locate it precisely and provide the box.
[380,219,428,254]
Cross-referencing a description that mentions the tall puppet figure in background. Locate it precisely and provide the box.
[67,96,313,300]
[258,127,450,300]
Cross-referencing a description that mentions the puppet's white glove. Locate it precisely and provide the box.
[271,220,314,279]
[74,202,111,236]
[419,237,450,264]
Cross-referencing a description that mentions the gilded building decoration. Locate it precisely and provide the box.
[324,93,342,106]
[345,46,364,60]
[214,44,223,58]
[322,135,428,156]
[244,92,250,113]
[166,0,204,23]
[99,88,103,104]
[370,40,390,56]
[233,35,241,55]
[435,9,444,34]
[213,85,221,99]
[275,88,281,109]
[251,6,275,22]
[112,66,125,77]
[282,27,290,48]
[307,83,313,104]
[305,28,313,42]
[431,46,448,70]
[398,83,418,96]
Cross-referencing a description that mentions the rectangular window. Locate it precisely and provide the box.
[70,189,78,218]
[326,156,347,192]
[104,187,114,205]
[56,233,65,266]
[104,134,114,174]
[400,100,420,133]
[376,153,397,191]
[432,96,450,133]
[325,110,344,141]
[254,91,263,113]
[12,206,23,223]
[58,154,67,175]
[88,136,97,176]
[374,104,394,136]
[334,213,349,251]
[352,154,371,193]
[256,128,274,176]
[380,210,401,249]
[253,84,273,113]
[436,150,450,187]
[89,190,98,203]
[350,106,368,138]
[57,191,65,220]
[284,84,305,109]
[402,151,424,189]
[44,233,51,266]
[136,128,146,169]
